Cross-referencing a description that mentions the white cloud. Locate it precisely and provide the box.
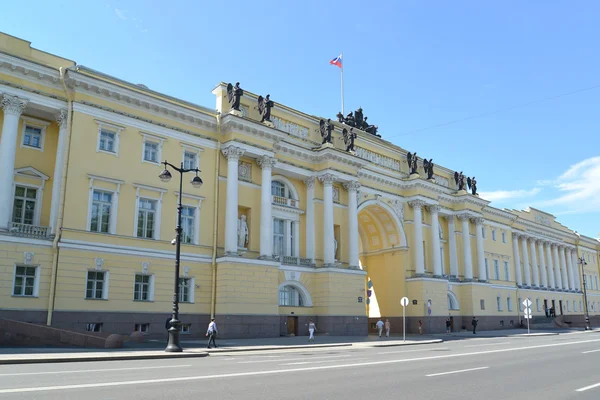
[114,8,127,20]
[479,188,541,202]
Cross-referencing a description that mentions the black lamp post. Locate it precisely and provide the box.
[578,255,590,331]
[159,160,203,352]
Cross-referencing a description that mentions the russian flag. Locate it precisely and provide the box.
[330,54,342,68]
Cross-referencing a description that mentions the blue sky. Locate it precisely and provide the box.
[2,1,599,238]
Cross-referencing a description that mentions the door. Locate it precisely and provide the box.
[552,300,556,317]
[559,301,563,315]
[543,300,548,315]
[287,316,297,336]
[449,316,454,332]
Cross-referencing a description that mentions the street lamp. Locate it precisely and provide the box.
[578,255,590,331]
[159,160,202,352]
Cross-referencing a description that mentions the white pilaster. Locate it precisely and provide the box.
[344,181,361,269]
[409,201,426,275]
[537,240,547,288]
[530,238,539,287]
[559,246,569,290]
[552,244,562,289]
[49,109,68,235]
[473,217,486,281]
[521,236,531,286]
[445,216,459,279]
[304,177,315,263]
[571,250,581,291]
[285,219,292,256]
[0,94,29,231]
[512,233,523,286]
[566,247,575,291]
[458,214,473,280]
[545,242,555,289]
[222,146,244,254]
[319,174,336,266]
[257,156,276,259]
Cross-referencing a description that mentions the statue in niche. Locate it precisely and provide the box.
[319,119,334,145]
[454,171,466,191]
[257,94,274,123]
[333,238,338,261]
[237,214,248,248]
[342,127,357,152]
[467,176,478,195]
[226,82,243,111]
[406,152,419,175]
[423,158,434,180]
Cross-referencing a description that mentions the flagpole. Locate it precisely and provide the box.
[340,52,345,115]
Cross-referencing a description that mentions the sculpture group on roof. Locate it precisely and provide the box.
[454,171,478,195]
[336,107,380,137]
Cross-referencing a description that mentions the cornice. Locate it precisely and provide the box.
[272,204,305,215]
[0,52,62,87]
[0,81,66,110]
[482,207,519,223]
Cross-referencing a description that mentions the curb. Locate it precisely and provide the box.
[368,339,444,348]
[206,343,352,353]
[0,351,209,365]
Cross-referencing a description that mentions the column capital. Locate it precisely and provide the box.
[1,94,28,117]
[443,214,455,222]
[426,204,441,213]
[343,181,361,192]
[222,146,245,161]
[470,216,485,225]
[457,213,471,221]
[512,232,521,239]
[257,155,277,170]
[318,173,336,187]
[304,177,316,189]
[56,109,68,130]
[408,200,426,210]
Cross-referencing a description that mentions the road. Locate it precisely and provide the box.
[1,333,600,400]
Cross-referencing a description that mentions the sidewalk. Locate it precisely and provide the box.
[430,327,600,339]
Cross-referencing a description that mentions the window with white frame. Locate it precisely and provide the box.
[12,186,37,225]
[137,198,156,239]
[482,227,486,239]
[99,129,117,153]
[273,218,285,257]
[518,297,523,312]
[183,151,198,170]
[90,190,112,233]
[492,229,497,241]
[507,297,512,312]
[536,298,541,312]
[134,323,149,333]
[574,301,578,312]
[180,324,191,334]
[480,299,485,310]
[86,271,108,299]
[279,285,305,307]
[494,260,500,280]
[181,206,195,244]
[133,274,153,301]
[504,261,510,281]
[484,258,489,280]
[179,277,193,303]
[143,141,159,163]
[580,301,583,312]
[13,265,38,297]
[567,301,571,312]
[497,296,502,311]
[86,323,102,332]
[502,232,506,243]
[271,181,293,199]
[20,117,49,151]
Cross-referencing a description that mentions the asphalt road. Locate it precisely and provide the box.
[1,333,600,400]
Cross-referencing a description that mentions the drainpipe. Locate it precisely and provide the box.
[209,116,221,318]
[46,66,74,326]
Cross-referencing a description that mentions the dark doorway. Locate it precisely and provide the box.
[552,300,556,317]
[287,316,298,336]
[559,300,563,315]
[449,316,455,332]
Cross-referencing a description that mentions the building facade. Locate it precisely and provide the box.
[0,33,599,339]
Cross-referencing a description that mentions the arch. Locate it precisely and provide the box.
[447,291,460,310]
[278,280,313,307]
[357,199,407,250]
[271,175,299,200]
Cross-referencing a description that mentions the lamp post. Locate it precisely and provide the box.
[159,160,203,352]
[578,255,590,331]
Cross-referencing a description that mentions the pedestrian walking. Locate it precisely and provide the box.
[308,319,317,342]
[376,318,384,338]
[545,306,549,318]
[418,320,423,335]
[384,319,391,338]
[445,318,451,335]
[206,318,218,349]
[472,317,478,334]
[165,317,172,342]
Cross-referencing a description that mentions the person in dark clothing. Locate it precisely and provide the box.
[472,317,478,334]
[165,317,172,342]
[445,318,452,335]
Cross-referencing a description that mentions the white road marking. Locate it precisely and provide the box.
[426,366,489,377]
[576,382,600,392]
[581,349,600,354]
[464,342,511,348]
[1,338,599,394]
[237,354,350,364]
[281,358,366,366]
[0,364,191,377]
[377,347,449,355]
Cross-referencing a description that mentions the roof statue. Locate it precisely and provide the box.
[257,94,274,123]
[407,152,418,175]
[454,171,466,191]
[226,82,243,112]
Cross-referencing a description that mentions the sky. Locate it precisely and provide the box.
[2,1,599,238]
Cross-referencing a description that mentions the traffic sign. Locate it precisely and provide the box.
[523,298,532,308]
[400,297,409,307]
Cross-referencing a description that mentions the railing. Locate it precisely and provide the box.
[279,255,314,267]
[272,195,299,209]
[9,222,50,239]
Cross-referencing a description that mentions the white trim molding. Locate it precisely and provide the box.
[175,191,205,246]
[20,116,50,152]
[86,174,124,235]
[95,119,125,157]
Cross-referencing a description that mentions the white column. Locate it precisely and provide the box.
[566,247,576,291]
[222,146,244,254]
[473,217,486,281]
[344,181,360,269]
[512,233,523,286]
[529,238,539,287]
[293,221,300,258]
[257,156,276,259]
[458,214,473,280]
[537,240,547,288]
[304,177,315,263]
[409,200,425,275]
[572,250,581,291]
[552,244,562,289]
[521,236,531,286]
[319,174,336,266]
[49,109,68,235]
[445,216,459,278]
[285,219,292,256]
[0,94,29,231]
[559,246,569,290]
[427,205,442,277]
[545,242,555,289]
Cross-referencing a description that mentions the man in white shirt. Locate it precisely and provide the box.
[376,318,384,339]
[206,318,218,349]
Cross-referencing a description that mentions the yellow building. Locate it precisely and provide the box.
[0,32,599,339]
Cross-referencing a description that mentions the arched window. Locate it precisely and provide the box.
[447,292,460,310]
[271,181,295,199]
[279,285,305,307]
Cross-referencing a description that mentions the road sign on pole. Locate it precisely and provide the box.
[401,297,409,342]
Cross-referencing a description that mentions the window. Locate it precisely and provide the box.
[484,258,489,280]
[86,271,107,299]
[480,299,485,310]
[536,298,541,312]
[503,261,510,281]
[137,199,156,239]
[482,227,486,239]
[181,206,195,244]
[502,232,506,243]
[519,297,523,312]
[507,297,513,312]
[12,186,37,225]
[99,130,116,153]
[179,277,192,303]
[494,260,500,280]
[13,266,37,296]
[492,230,497,241]
[567,301,571,312]
[183,151,198,170]
[180,324,191,334]
[580,301,583,312]
[134,323,149,333]
[23,126,42,149]
[20,117,49,151]
[497,296,502,311]
[143,141,159,163]
[271,181,286,198]
[86,323,103,332]
[279,285,304,307]
[273,218,285,257]
[134,274,152,301]
[90,190,112,233]
[574,301,578,312]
